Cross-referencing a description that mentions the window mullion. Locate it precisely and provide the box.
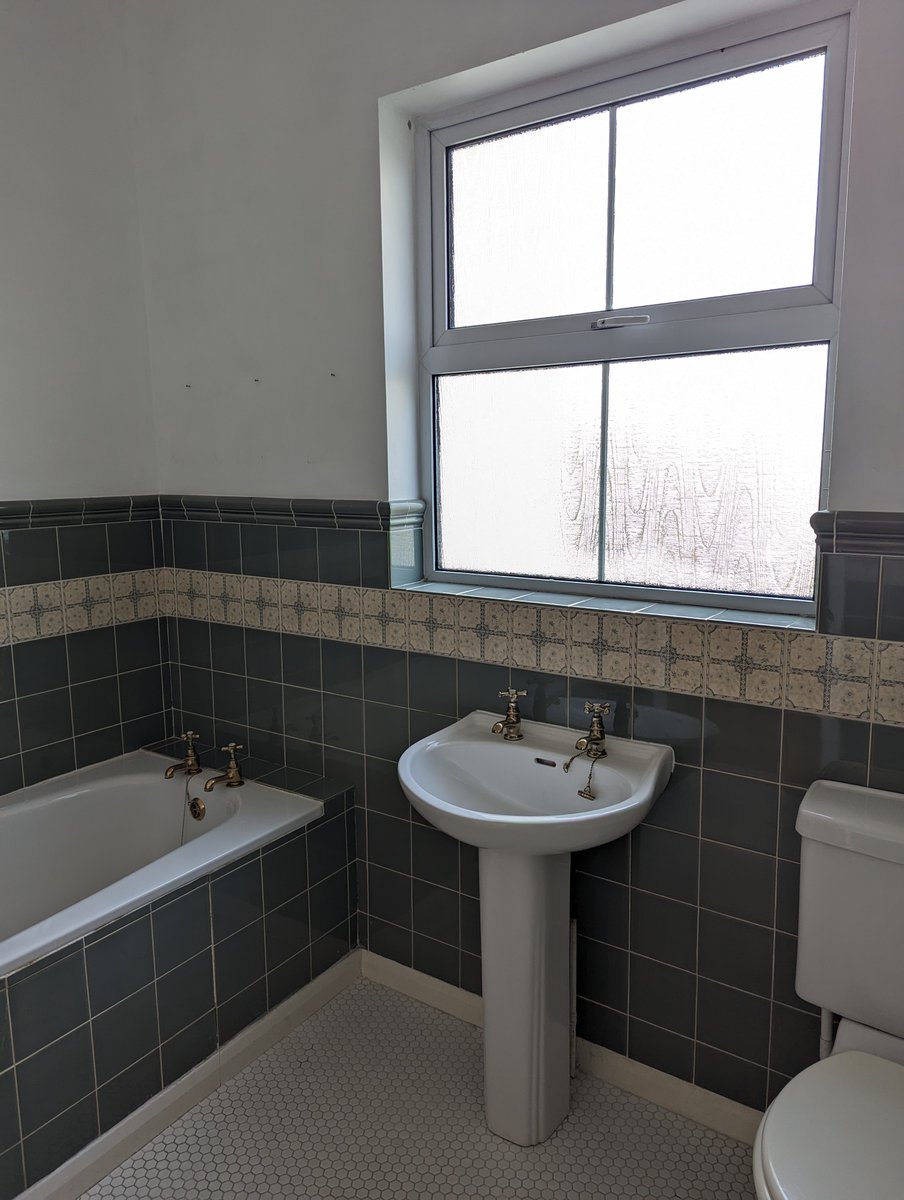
[605,106,617,312]
[598,362,610,584]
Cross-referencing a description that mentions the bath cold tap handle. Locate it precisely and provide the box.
[221,743,244,767]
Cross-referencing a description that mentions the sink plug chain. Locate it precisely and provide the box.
[577,757,598,802]
[563,753,600,800]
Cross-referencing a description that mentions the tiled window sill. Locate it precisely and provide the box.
[400,581,816,631]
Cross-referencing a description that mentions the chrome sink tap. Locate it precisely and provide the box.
[203,742,245,791]
[491,689,527,741]
[564,702,611,800]
[164,730,202,779]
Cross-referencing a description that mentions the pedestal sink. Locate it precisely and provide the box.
[398,709,673,1146]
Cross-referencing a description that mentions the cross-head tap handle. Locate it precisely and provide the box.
[180,730,199,745]
[498,689,528,702]
[221,742,244,762]
[583,702,611,717]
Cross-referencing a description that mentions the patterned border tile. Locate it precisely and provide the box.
[401,591,454,654]
[7,582,64,641]
[5,566,904,729]
[62,575,114,633]
[242,575,280,631]
[785,632,875,720]
[363,588,409,649]
[279,580,320,637]
[511,605,568,673]
[706,626,786,707]
[874,641,904,724]
[320,586,363,642]
[457,598,510,666]
[635,619,705,695]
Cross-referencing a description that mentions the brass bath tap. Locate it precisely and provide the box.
[204,742,245,791]
[164,730,202,779]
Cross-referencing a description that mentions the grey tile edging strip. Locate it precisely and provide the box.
[0,495,425,533]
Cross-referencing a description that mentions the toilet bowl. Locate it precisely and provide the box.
[753,1050,904,1199]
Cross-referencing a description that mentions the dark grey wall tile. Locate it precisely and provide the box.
[700,842,775,927]
[703,699,781,781]
[817,553,879,637]
[22,1093,97,1187]
[92,984,158,1084]
[781,711,869,788]
[628,1019,693,1082]
[58,525,109,580]
[13,636,68,696]
[878,556,904,642]
[630,892,697,973]
[695,1044,767,1110]
[577,999,626,1055]
[98,1052,162,1134]
[701,772,778,855]
[576,938,628,1012]
[697,978,770,1065]
[86,916,154,1014]
[8,949,88,1060]
[16,1025,94,1136]
[572,874,628,949]
[2,528,59,586]
[631,826,698,905]
[698,910,772,998]
[633,690,702,765]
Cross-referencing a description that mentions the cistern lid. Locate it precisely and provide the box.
[759,1051,904,1200]
[797,779,904,864]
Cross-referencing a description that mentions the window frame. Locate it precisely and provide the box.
[414,13,851,614]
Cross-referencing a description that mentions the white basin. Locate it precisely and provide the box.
[397,708,674,1148]
[398,709,674,854]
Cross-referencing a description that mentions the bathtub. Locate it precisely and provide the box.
[0,750,323,977]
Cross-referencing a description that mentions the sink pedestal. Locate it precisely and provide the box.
[479,848,571,1146]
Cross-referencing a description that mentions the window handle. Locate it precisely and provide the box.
[591,315,651,329]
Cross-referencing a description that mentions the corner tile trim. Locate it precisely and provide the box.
[811,510,904,555]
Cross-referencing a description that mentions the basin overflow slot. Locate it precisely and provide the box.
[534,757,557,768]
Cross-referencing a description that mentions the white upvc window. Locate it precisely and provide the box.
[416,15,850,613]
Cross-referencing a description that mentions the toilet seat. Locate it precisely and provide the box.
[755,1051,904,1199]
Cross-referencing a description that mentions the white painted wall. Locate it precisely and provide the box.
[0,0,901,509]
[0,0,155,500]
[121,0,676,500]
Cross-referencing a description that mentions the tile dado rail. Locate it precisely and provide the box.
[3,567,901,727]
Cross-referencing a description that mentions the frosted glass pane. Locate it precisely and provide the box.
[605,345,828,597]
[436,367,602,578]
[449,114,608,327]
[613,54,825,308]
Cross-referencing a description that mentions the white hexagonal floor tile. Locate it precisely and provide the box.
[81,981,755,1198]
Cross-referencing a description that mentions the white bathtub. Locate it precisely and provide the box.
[0,750,323,977]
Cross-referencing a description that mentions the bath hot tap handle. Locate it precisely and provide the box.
[583,702,610,717]
[498,689,528,702]
[221,742,244,761]
[180,730,199,745]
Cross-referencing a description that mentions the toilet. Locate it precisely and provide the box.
[753,778,904,1199]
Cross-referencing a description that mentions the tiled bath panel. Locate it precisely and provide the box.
[82,980,756,1199]
[0,801,356,1198]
